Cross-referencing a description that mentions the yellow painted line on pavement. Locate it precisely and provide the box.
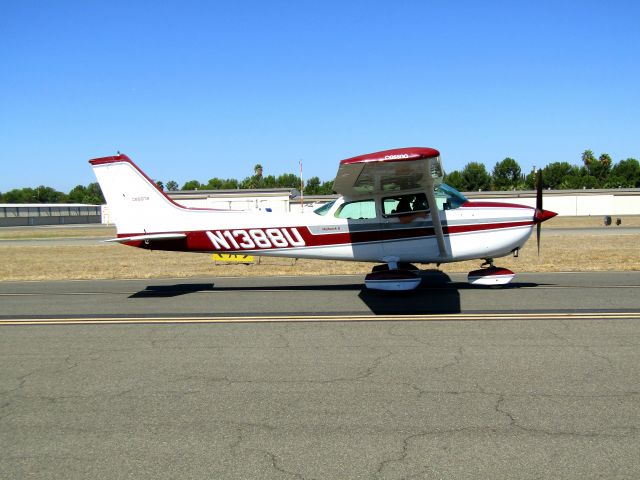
[1,312,639,326]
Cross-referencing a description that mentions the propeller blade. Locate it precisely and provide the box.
[533,170,557,255]
[536,169,543,212]
[536,170,543,255]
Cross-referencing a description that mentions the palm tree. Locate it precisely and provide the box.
[254,164,263,178]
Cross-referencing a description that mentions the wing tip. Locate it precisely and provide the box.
[340,147,440,166]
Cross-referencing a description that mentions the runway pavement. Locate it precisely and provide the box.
[1,272,639,479]
[1,271,639,320]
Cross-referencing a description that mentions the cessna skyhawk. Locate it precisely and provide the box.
[90,147,556,291]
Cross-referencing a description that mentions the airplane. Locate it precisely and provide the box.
[89,147,557,291]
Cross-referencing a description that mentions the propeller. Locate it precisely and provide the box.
[534,170,557,254]
[536,170,542,254]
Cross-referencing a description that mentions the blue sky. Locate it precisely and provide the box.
[1,1,638,192]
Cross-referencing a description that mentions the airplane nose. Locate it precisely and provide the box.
[534,209,557,223]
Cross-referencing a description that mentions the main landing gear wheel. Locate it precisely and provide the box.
[365,258,422,291]
[467,259,515,286]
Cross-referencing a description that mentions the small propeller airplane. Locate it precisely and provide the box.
[90,147,557,291]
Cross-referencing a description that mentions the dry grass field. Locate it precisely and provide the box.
[0,216,638,281]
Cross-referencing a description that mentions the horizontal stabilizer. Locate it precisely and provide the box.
[104,233,187,243]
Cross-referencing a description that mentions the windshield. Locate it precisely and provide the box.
[435,184,468,210]
[313,200,336,216]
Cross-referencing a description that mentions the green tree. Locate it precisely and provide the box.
[444,170,465,190]
[166,180,179,191]
[461,162,491,191]
[610,158,640,187]
[541,162,575,189]
[206,178,225,189]
[304,176,321,194]
[581,149,611,184]
[205,177,240,190]
[492,158,521,190]
[587,153,612,182]
[601,175,630,189]
[0,184,100,204]
[155,180,164,191]
[582,149,596,167]
[576,174,599,189]
[33,186,67,203]
[275,173,300,189]
[68,183,104,204]
[67,185,88,203]
[238,164,267,189]
[261,175,277,188]
[524,172,533,189]
[2,188,35,203]
[599,153,612,170]
[181,180,201,190]
[222,178,239,189]
[319,180,335,194]
[84,183,105,204]
[240,176,258,189]
[558,169,587,189]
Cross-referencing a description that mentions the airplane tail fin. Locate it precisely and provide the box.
[89,154,184,234]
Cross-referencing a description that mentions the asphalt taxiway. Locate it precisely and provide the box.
[1,271,639,321]
[1,272,639,479]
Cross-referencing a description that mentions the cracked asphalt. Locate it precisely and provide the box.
[1,272,639,479]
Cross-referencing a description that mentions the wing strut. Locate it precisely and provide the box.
[425,187,448,257]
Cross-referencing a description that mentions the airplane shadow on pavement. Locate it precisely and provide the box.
[128,282,365,298]
[359,270,542,315]
[129,283,216,298]
[128,270,542,315]
[359,270,462,314]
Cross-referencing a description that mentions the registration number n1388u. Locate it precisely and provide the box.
[206,227,305,250]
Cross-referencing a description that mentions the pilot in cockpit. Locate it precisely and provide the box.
[395,197,412,214]
[388,193,429,224]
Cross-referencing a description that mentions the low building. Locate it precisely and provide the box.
[169,188,298,213]
[0,204,102,227]
[464,188,640,216]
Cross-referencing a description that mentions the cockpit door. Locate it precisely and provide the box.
[331,198,384,260]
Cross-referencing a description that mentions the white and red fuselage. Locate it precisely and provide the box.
[90,147,555,268]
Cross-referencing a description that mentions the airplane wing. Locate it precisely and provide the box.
[333,147,448,257]
[333,147,443,197]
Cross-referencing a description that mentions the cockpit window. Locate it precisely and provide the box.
[334,199,376,219]
[435,184,468,210]
[382,193,428,216]
[313,200,336,216]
